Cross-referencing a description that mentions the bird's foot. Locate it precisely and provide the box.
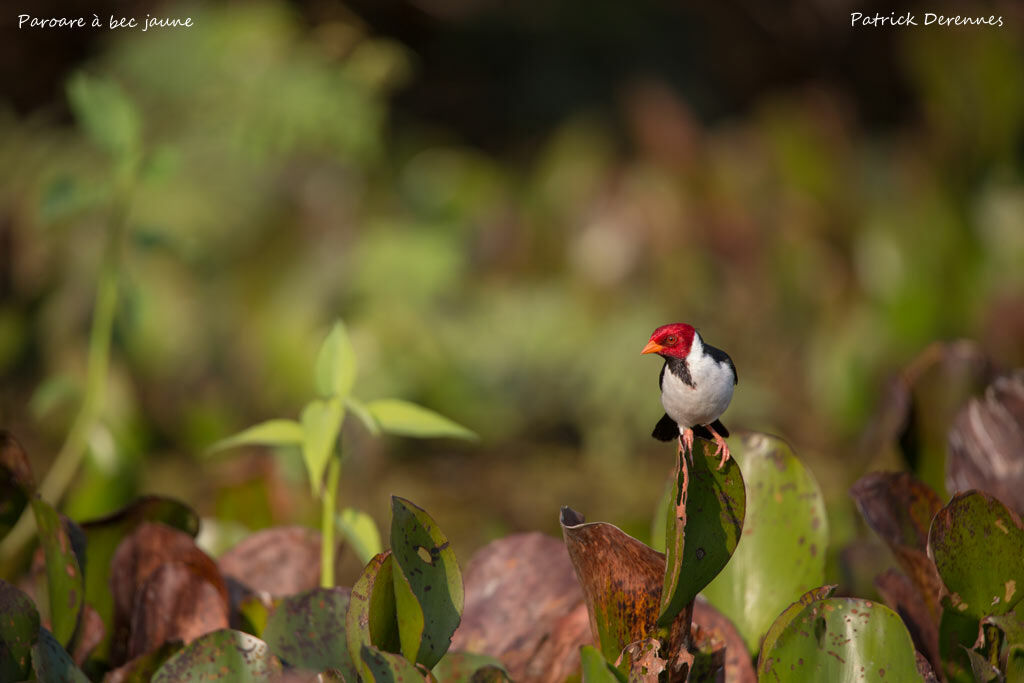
[679,427,694,455]
[708,426,731,470]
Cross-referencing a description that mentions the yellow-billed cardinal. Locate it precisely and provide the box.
[642,323,737,468]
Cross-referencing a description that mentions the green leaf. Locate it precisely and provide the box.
[360,644,423,682]
[929,490,1024,620]
[432,651,509,682]
[367,399,476,440]
[939,598,981,683]
[207,419,304,454]
[390,496,464,669]
[79,496,200,665]
[392,558,425,665]
[31,627,89,683]
[262,587,357,680]
[702,433,826,653]
[66,73,140,161]
[757,586,925,681]
[300,398,344,495]
[0,580,39,681]
[659,438,745,626]
[31,498,84,647]
[347,396,381,436]
[151,629,282,681]
[105,641,183,683]
[315,321,358,399]
[338,507,384,566]
[347,552,401,681]
[580,645,627,683]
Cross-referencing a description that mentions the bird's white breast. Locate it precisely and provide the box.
[660,336,734,430]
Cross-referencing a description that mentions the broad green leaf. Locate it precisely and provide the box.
[338,507,384,566]
[300,398,344,495]
[392,558,425,665]
[31,627,89,683]
[367,399,476,440]
[659,438,745,626]
[347,396,381,436]
[31,498,84,647]
[703,433,826,653]
[939,596,981,683]
[929,490,1024,620]
[390,497,464,669]
[580,645,627,683]
[152,629,282,681]
[347,552,401,681]
[315,321,358,399]
[262,587,357,680]
[66,73,140,161]
[560,507,665,664]
[80,496,200,665]
[0,580,39,681]
[757,586,925,681]
[360,644,422,682]
[432,651,509,682]
[207,419,304,454]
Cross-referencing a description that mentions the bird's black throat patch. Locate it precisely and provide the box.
[660,357,694,388]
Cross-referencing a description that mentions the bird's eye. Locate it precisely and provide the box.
[664,335,678,345]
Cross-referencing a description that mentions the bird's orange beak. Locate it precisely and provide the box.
[641,340,663,355]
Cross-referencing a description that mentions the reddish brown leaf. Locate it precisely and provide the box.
[947,370,1024,515]
[218,526,322,597]
[71,604,105,666]
[850,471,945,620]
[109,522,227,665]
[0,430,34,492]
[692,599,756,683]
[450,532,588,683]
[127,562,230,659]
[875,569,940,675]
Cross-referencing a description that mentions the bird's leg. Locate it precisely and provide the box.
[706,424,731,470]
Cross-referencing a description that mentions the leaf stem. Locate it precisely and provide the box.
[320,454,342,587]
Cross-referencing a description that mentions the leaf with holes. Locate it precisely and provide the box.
[0,580,39,681]
[31,498,84,647]
[928,490,1024,620]
[368,399,476,440]
[702,433,826,654]
[300,398,344,495]
[659,438,745,626]
[758,586,926,681]
[347,552,401,681]
[390,496,464,669]
[263,586,357,679]
[151,629,282,681]
[315,321,358,399]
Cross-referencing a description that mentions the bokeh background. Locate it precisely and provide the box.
[2,0,1023,586]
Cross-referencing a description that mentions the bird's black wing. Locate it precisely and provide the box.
[652,413,678,441]
[703,344,737,385]
[709,419,729,438]
[658,362,666,390]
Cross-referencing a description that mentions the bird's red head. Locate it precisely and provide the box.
[641,323,696,359]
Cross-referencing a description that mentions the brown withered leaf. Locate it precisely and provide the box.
[947,370,1024,515]
[127,562,230,659]
[692,599,756,683]
[875,569,940,676]
[71,604,105,666]
[450,532,588,683]
[850,471,945,621]
[218,526,322,597]
[109,522,227,665]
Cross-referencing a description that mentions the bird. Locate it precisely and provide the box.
[642,323,737,469]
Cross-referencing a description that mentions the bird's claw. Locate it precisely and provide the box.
[710,432,731,470]
[679,428,694,455]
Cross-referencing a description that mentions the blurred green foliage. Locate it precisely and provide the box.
[1,2,1022,582]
